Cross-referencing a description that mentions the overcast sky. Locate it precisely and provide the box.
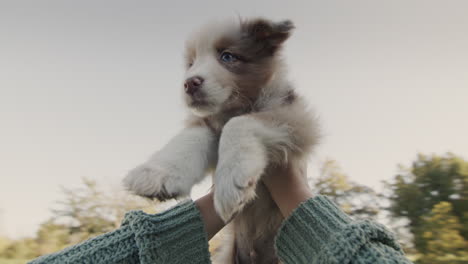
[1,0,467,238]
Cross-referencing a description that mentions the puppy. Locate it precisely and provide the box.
[124,17,319,263]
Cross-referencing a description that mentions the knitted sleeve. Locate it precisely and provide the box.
[29,201,211,264]
[274,195,412,264]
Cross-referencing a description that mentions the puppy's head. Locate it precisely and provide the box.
[183,18,294,116]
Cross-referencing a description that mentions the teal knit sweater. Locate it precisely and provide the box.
[29,196,412,264]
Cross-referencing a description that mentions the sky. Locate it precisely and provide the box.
[0,0,467,238]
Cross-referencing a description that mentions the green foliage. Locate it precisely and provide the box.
[386,153,468,253]
[311,159,381,219]
[386,153,468,262]
[418,202,468,264]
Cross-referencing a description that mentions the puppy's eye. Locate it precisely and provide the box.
[188,62,193,68]
[220,52,237,63]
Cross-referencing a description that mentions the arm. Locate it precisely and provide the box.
[195,192,226,240]
[264,165,413,264]
[29,193,225,264]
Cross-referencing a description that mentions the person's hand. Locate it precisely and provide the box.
[195,160,313,240]
[263,160,314,218]
[194,192,225,240]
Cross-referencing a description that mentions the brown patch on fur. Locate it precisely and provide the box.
[214,36,236,53]
[241,18,294,56]
[185,115,205,128]
[233,182,283,264]
[214,19,294,114]
[284,90,296,104]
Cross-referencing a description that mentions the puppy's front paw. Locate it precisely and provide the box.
[214,178,258,222]
[213,156,267,222]
[123,163,189,201]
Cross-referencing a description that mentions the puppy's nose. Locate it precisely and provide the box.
[184,76,204,95]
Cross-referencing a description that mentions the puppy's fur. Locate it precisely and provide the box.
[124,17,319,263]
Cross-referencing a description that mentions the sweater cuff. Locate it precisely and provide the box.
[274,195,353,264]
[123,201,211,264]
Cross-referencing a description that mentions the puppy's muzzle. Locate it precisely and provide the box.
[184,76,204,96]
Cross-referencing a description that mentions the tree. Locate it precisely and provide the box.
[418,202,468,264]
[35,221,71,255]
[386,153,468,252]
[311,159,381,219]
[52,178,157,243]
[0,178,157,261]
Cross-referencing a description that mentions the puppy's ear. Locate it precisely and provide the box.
[245,19,295,48]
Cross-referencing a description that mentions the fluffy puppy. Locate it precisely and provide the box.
[124,17,319,263]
